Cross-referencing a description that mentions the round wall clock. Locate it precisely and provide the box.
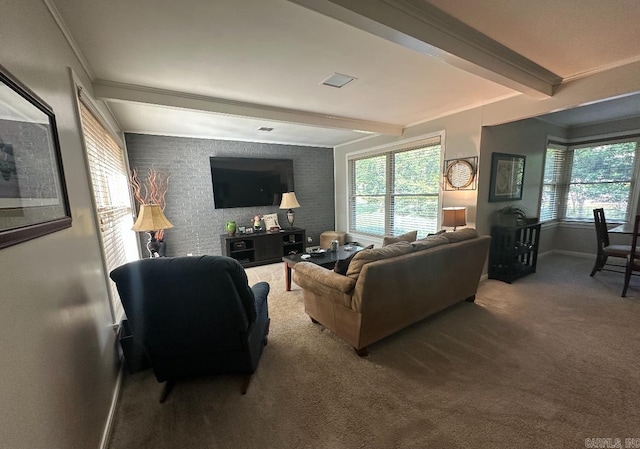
[445,159,475,189]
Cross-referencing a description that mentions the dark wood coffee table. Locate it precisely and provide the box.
[282,245,364,291]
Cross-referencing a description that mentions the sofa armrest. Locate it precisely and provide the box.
[293,262,356,296]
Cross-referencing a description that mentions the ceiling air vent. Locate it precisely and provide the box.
[258,127,274,132]
[321,73,356,88]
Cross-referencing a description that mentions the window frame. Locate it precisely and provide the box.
[347,134,444,239]
[73,75,139,325]
[540,135,640,224]
[539,141,568,223]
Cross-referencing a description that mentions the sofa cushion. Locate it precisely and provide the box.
[427,229,447,237]
[346,241,413,279]
[444,228,479,243]
[334,244,373,275]
[411,234,449,251]
[382,230,418,247]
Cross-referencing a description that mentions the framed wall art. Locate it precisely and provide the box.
[0,64,71,249]
[262,213,280,231]
[488,152,526,202]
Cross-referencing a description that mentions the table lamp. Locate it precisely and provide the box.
[442,207,466,231]
[132,204,174,257]
[279,192,300,229]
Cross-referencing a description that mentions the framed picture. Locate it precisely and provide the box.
[262,213,280,231]
[489,152,526,202]
[0,64,71,249]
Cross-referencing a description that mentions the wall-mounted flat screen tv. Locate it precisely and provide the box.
[210,157,294,209]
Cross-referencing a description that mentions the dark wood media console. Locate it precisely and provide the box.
[221,228,306,268]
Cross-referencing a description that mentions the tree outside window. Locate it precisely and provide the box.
[540,138,638,223]
[566,142,636,221]
[350,140,441,238]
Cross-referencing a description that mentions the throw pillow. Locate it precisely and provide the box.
[382,230,418,247]
[333,244,374,275]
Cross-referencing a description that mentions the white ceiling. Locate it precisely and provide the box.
[50,0,640,147]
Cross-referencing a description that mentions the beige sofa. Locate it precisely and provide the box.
[292,229,490,355]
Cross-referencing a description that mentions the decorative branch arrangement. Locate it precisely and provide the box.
[130,167,170,240]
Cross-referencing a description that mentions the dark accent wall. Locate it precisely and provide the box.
[125,133,335,257]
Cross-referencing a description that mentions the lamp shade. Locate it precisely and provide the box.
[279,192,300,209]
[132,204,174,232]
[442,207,466,228]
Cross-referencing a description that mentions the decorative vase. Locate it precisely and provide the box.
[225,221,237,235]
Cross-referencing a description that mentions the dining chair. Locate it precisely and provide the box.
[622,214,640,297]
[590,208,632,276]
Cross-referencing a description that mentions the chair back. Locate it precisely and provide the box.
[593,208,610,249]
[110,256,260,380]
[622,214,640,297]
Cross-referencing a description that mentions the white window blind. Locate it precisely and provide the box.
[540,143,566,222]
[566,140,636,221]
[349,137,441,238]
[79,101,138,323]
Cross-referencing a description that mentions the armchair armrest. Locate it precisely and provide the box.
[251,282,270,316]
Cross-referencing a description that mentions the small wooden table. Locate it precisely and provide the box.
[282,245,364,291]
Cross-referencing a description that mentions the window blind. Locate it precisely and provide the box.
[540,144,566,222]
[79,101,138,323]
[351,154,387,236]
[349,136,441,238]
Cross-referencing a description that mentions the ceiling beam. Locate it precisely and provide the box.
[288,0,562,98]
[93,80,403,136]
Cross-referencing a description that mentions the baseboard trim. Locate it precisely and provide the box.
[481,249,594,281]
[99,362,124,449]
[547,249,594,259]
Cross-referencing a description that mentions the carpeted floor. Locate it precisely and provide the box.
[106,254,640,449]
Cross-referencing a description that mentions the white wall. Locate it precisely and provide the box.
[334,108,484,245]
[0,1,120,448]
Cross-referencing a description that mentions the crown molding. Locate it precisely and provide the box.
[288,0,561,98]
[43,0,95,80]
[93,80,403,136]
[561,54,640,83]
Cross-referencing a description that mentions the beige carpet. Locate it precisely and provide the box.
[107,254,640,449]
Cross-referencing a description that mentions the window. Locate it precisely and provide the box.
[79,100,139,323]
[540,143,566,222]
[566,140,636,221]
[349,137,442,238]
[540,137,638,223]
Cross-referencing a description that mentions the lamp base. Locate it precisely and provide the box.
[286,209,295,229]
[146,231,160,258]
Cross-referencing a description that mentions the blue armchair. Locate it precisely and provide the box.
[110,255,270,402]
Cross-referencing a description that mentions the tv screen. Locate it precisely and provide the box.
[210,157,294,209]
